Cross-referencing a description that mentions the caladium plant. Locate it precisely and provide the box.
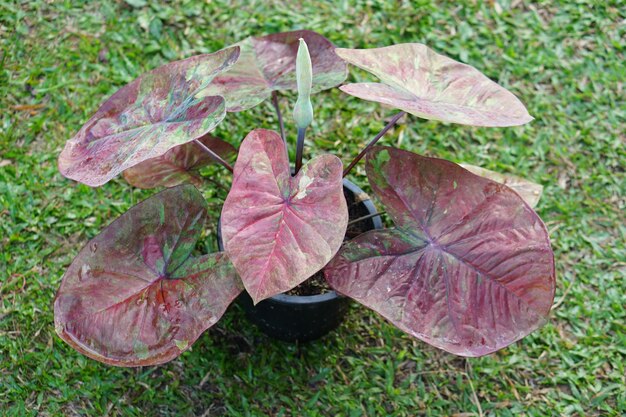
[55,30,555,366]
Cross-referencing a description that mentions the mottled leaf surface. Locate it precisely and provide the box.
[459,163,543,208]
[59,47,240,186]
[325,146,555,357]
[54,185,243,366]
[336,44,532,127]
[123,134,237,189]
[221,129,347,304]
[203,30,347,111]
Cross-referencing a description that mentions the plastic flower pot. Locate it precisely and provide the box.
[217,178,382,342]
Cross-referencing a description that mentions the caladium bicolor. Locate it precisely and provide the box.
[459,163,543,208]
[54,185,243,366]
[202,30,347,111]
[123,134,237,189]
[221,129,347,304]
[58,47,240,187]
[325,146,555,357]
[336,44,533,127]
[53,30,555,369]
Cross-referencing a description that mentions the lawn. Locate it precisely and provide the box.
[1,1,624,416]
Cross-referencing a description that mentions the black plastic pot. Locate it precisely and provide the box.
[217,179,382,342]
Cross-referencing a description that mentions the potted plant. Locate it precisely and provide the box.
[216,176,383,343]
[54,30,555,366]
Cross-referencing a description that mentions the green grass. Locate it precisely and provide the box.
[1,0,624,415]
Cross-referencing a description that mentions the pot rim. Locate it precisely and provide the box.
[266,291,343,304]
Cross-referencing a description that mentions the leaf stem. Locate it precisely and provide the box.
[193,139,233,174]
[342,111,406,177]
[294,127,306,175]
[201,176,229,193]
[271,91,287,145]
[347,211,386,226]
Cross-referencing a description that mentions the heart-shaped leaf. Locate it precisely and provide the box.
[221,129,347,304]
[202,30,347,111]
[325,147,555,357]
[54,185,243,366]
[336,44,532,127]
[59,47,240,187]
[459,163,543,208]
[123,134,237,189]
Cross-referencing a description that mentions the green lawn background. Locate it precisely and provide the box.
[1,1,624,416]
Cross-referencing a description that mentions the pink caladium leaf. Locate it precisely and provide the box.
[58,47,240,187]
[221,129,347,304]
[459,163,543,208]
[325,146,555,357]
[336,44,533,127]
[123,134,237,189]
[202,30,347,111]
[54,185,243,366]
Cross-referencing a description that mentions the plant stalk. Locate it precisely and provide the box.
[347,211,385,226]
[342,111,406,177]
[271,91,287,146]
[294,127,306,175]
[193,139,234,174]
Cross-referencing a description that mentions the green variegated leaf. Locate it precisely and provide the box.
[58,47,240,187]
[54,185,243,366]
[202,30,347,111]
[336,44,533,127]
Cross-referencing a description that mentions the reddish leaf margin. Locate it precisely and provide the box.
[221,129,347,304]
[54,185,243,366]
[59,47,240,187]
[325,146,555,357]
